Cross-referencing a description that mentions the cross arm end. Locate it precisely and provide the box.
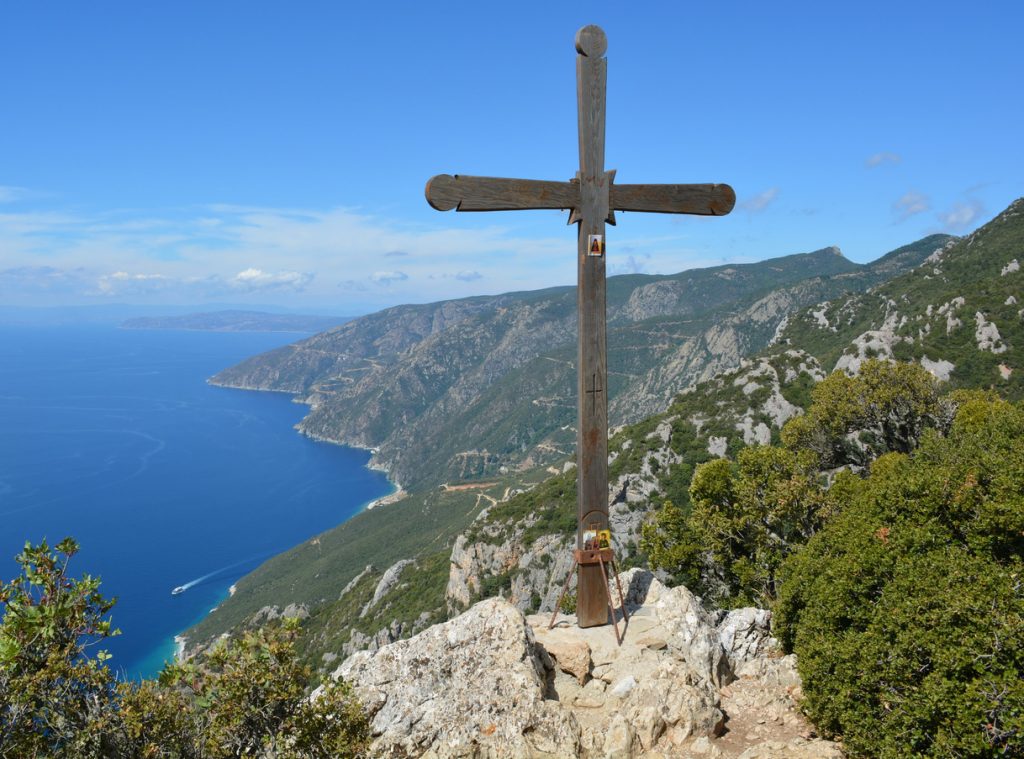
[425,174,460,211]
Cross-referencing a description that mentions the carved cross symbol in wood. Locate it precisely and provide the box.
[586,373,603,415]
[425,25,734,628]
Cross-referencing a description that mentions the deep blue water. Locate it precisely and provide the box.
[0,325,392,679]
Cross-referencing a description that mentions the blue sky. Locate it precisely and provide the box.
[1,1,1021,313]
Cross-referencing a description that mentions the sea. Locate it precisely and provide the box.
[0,324,393,679]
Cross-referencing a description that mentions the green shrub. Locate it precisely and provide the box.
[0,540,370,758]
[775,396,1024,757]
[642,446,840,607]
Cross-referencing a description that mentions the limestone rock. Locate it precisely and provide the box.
[619,567,667,609]
[652,582,732,686]
[603,713,638,759]
[542,628,591,684]
[716,607,778,670]
[334,598,580,758]
[360,558,414,617]
[621,659,724,750]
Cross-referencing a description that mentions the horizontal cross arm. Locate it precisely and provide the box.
[426,174,579,212]
[611,183,736,216]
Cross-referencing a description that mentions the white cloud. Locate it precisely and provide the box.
[893,191,930,222]
[866,152,901,168]
[739,187,779,212]
[230,268,313,292]
[0,199,722,308]
[96,271,170,294]
[938,200,985,231]
[370,270,409,285]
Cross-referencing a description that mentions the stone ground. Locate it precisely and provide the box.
[532,606,841,758]
[330,569,844,758]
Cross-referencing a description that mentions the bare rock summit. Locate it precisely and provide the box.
[329,569,843,758]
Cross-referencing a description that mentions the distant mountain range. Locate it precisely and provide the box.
[211,236,949,491]
[121,309,351,333]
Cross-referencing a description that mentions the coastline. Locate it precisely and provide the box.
[210,378,406,509]
[169,378,402,659]
[365,485,406,510]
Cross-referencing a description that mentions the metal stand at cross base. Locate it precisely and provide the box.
[549,548,630,645]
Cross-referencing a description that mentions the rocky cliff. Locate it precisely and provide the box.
[444,350,824,618]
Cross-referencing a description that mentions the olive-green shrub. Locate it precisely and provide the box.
[775,395,1024,757]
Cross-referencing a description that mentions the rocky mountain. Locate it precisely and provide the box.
[212,237,947,489]
[433,199,1023,636]
[780,198,1022,398]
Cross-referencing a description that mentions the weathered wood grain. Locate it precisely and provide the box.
[425,174,579,212]
[612,182,736,216]
[575,24,607,58]
[575,29,611,629]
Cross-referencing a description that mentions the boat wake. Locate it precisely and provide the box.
[170,553,271,596]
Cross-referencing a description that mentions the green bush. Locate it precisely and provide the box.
[775,395,1024,757]
[0,540,370,758]
[0,538,121,757]
[642,446,841,607]
[781,359,943,469]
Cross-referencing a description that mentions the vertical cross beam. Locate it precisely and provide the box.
[574,25,611,628]
[423,24,735,633]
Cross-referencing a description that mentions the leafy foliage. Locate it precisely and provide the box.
[0,538,120,757]
[775,395,1024,757]
[781,359,944,469]
[643,360,937,606]
[643,448,842,607]
[0,541,369,758]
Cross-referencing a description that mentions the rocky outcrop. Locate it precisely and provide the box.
[361,559,414,617]
[716,608,777,672]
[332,570,841,758]
[332,598,581,758]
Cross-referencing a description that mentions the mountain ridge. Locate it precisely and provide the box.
[212,237,950,490]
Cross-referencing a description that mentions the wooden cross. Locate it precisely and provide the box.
[425,25,734,628]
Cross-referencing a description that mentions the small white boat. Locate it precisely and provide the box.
[171,585,186,595]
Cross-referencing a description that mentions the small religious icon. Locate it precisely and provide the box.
[587,234,604,256]
[582,529,598,550]
[597,529,611,549]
